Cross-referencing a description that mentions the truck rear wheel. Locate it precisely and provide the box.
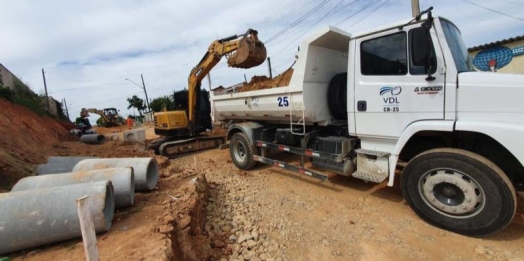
[230,133,257,170]
[400,148,516,236]
[327,73,347,120]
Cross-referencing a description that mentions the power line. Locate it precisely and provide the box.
[458,0,524,22]
[334,0,378,26]
[498,0,524,7]
[345,0,389,30]
[266,0,333,44]
[45,72,129,86]
[270,0,366,58]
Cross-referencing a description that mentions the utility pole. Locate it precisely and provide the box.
[411,0,420,17]
[267,57,273,79]
[207,73,212,91]
[63,98,70,119]
[140,74,151,112]
[42,68,50,111]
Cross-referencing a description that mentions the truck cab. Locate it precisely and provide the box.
[212,10,524,236]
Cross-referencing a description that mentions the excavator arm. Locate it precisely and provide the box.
[86,108,108,123]
[187,29,266,134]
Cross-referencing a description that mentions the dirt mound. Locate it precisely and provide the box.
[0,99,71,190]
[93,126,126,134]
[206,125,227,137]
[236,68,293,93]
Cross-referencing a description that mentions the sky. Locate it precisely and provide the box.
[1,0,523,122]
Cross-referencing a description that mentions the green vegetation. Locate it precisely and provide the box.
[149,95,174,112]
[0,68,64,118]
[127,95,146,116]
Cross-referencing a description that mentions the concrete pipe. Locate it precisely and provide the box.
[73,158,159,191]
[36,156,98,175]
[13,168,134,208]
[80,134,106,144]
[0,181,114,255]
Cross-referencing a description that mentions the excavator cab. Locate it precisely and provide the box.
[227,29,267,69]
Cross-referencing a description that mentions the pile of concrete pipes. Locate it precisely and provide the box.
[0,157,159,255]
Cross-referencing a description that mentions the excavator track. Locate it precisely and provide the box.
[159,136,225,158]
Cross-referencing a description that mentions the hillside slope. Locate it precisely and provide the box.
[0,98,72,190]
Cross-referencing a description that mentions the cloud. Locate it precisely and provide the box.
[0,0,522,121]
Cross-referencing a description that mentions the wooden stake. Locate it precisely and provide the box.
[76,196,99,261]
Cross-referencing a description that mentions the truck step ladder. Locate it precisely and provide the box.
[289,89,306,135]
[351,149,390,183]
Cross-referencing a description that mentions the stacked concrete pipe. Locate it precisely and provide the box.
[72,158,159,191]
[36,156,98,175]
[13,168,135,208]
[80,134,106,144]
[0,181,114,255]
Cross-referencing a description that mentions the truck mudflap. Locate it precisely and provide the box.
[252,155,331,181]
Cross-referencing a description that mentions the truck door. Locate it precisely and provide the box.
[353,25,445,138]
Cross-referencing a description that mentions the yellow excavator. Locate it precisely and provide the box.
[149,29,267,157]
[81,108,126,127]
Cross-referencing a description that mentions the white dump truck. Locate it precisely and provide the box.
[210,8,524,236]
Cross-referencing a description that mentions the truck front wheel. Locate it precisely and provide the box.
[230,133,257,170]
[400,148,516,236]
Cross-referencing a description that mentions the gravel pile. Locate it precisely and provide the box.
[205,171,287,261]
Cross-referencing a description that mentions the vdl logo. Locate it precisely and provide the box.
[380,86,402,96]
[380,86,402,105]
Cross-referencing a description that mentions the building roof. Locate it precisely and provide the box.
[468,35,524,52]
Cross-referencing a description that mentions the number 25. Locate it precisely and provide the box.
[278,97,289,107]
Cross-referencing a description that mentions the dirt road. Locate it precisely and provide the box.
[188,149,524,261]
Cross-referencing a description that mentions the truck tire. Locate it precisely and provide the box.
[400,148,516,236]
[327,73,347,120]
[230,133,257,170]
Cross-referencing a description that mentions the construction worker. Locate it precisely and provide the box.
[126,116,134,130]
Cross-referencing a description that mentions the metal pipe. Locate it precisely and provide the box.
[37,156,98,175]
[0,181,114,255]
[13,168,134,208]
[73,158,159,191]
[80,134,106,144]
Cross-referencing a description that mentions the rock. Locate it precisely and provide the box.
[238,234,254,243]
[475,245,486,255]
[260,253,269,260]
[220,258,227,261]
[247,240,257,249]
[276,258,283,261]
[229,235,238,242]
[244,252,255,260]
[222,225,232,232]
[252,231,259,241]
[158,225,173,234]
[322,239,329,246]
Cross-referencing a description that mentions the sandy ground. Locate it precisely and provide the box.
[2,96,524,261]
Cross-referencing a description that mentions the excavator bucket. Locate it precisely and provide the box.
[227,37,267,69]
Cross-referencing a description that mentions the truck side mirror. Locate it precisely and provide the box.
[411,27,430,66]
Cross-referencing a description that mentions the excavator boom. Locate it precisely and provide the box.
[187,29,266,134]
[150,29,266,158]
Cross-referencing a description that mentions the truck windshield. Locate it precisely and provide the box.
[440,19,474,72]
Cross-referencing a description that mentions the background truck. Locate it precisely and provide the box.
[210,8,524,236]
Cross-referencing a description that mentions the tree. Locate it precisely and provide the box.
[149,95,174,112]
[127,95,146,116]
